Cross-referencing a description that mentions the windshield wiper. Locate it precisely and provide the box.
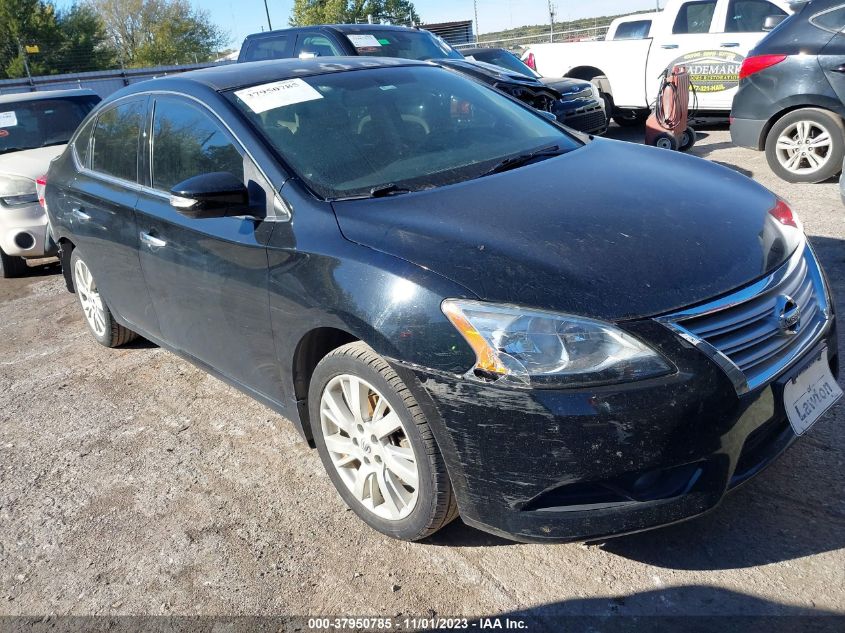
[480,144,566,177]
[369,184,412,198]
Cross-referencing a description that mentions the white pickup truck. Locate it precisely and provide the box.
[524,0,792,125]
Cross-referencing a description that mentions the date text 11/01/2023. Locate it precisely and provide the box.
[306,618,528,630]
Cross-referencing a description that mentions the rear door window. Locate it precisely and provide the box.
[614,20,652,39]
[295,33,342,57]
[726,0,786,32]
[244,35,293,61]
[151,97,243,192]
[91,99,144,182]
[673,1,718,33]
[811,4,845,32]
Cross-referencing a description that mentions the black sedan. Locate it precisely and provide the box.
[45,58,840,543]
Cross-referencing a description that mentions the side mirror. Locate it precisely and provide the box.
[763,14,786,31]
[170,172,249,219]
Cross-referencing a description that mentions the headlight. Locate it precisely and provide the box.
[442,300,673,387]
[0,175,38,207]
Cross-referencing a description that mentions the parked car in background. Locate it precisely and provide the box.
[45,58,839,543]
[236,25,571,127]
[523,0,792,126]
[461,47,608,135]
[605,12,658,40]
[0,89,100,278]
[731,0,845,183]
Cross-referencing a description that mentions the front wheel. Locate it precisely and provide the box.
[765,108,845,183]
[70,249,137,347]
[0,247,28,279]
[309,342,458,541]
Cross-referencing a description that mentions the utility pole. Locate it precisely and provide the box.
[548,0,556,42]
[263,0,272,30]
[17,40,33,87]
[473,0,479,43]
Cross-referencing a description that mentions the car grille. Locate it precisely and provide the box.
[657,243,831,394]
[560,105,608,134]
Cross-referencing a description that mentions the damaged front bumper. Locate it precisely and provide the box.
[390,320,839,543]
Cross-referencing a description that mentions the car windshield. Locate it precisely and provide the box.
[0,96,99,155]
[346,29,464,60]
[468,50,539,78]
[229,66,581,200]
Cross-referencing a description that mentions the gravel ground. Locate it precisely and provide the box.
[1,123,843,629]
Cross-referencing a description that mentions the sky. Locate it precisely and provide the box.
[196,0,663,50]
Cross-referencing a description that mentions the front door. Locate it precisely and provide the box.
[134,95,282,402]
[647,0,787,110]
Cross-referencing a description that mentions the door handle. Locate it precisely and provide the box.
[661,44,679,49]
[831,64,845,74]
[71,207,91,221]
[721,42,740,47]
[140,231,167,249]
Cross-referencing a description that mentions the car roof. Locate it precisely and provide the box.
[243,23,421,40]
[0,88,99,105]
[109,57,431,96]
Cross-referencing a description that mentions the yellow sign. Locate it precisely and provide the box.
[24,45,39,54]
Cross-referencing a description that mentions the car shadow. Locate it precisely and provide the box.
[422,519,514,547]
[23,259,62,277]
[453,587,844,633]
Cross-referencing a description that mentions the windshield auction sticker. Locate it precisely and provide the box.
[0,111,18,128]
[670,50,744,93]
[348,34,383,48]
[235,79,323,114]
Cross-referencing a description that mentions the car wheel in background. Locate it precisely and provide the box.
[613,109,649,127]
[70,249,137,347]
[309,341,458,541]
[0,247,28,279]
[765,108,845,183]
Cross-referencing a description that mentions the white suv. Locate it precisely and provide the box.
[0,89,100,277]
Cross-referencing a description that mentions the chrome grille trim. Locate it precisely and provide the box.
[656,242,831,395]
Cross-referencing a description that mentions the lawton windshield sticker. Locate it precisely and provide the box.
[348,34,382,48]
[234,79,323,114]
[0,111,18,128]
[670,50,744,93]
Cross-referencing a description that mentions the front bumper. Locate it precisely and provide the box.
[393,319,838,543]
[730,117,767,151]
[0,201,55,257]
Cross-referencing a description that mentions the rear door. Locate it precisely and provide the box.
[134,95,283,401]
[64,96,160,337]
[647,0,787,110]
[815,5,845,107]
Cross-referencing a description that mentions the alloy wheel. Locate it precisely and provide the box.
[319,374,419,521]
[775,120,833,175]
[74,258,107,337]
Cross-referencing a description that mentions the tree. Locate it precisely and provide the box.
[89,0,229,66]
[289,0,420,27]
[0,0,62,78]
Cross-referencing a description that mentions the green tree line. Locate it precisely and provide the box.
[290,0,420,27]
[0,0,229,80]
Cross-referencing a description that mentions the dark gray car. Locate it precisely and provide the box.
[731,0,845,183]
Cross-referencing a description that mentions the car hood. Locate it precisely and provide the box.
[539,76,593,95]
[331,139,798,321]
[0,145,65,179]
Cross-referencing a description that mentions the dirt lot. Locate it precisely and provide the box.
[1,123,844,629]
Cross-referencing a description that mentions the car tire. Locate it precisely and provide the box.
[614,109,649,127]
[308,341,458,541]
[0,247,28,279]
[70,249,137,348]
[765,108,845,183]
